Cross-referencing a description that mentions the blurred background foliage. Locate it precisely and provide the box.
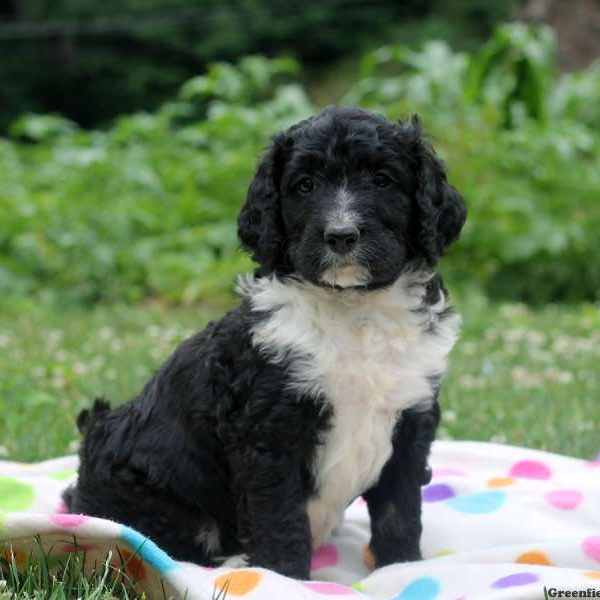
[0,0,510,130]
[0,0,599,307]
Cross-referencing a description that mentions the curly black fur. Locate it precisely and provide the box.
[65,106,466,579]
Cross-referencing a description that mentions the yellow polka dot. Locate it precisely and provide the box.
[363,545,375,570]
[584,571,600,580]
[516,551,552,566]
[434,548,455,557]
[488,477,515,488]
[215,570,263,596]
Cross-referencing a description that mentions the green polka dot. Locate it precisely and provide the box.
[50,469,77,481]
[0,476,35,512]
[352,582,366,592]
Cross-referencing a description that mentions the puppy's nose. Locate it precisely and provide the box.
[324,226,360,254]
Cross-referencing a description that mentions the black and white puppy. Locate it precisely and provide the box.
[65,106,466,579]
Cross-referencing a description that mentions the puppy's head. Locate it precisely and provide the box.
[238,107,466,289]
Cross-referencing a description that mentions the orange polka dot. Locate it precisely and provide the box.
[0,547,27,566]
[363,545,375,570]
[215,570,263,596]
[118,548,147,581]
[434,548,456,557]
[516,551,552,566]
[488,477,515,488]
[584,571,600,580]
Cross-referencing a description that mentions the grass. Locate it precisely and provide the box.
[0,289,598,463]
[0,542,231,599]
[0,541,143,599]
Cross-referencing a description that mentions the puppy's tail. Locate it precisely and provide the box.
[76,397,111,433]
[61,484,75,512]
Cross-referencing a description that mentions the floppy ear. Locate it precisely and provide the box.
[237,135,286,273]
[405,117,467,266]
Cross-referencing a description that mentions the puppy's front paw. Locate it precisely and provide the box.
[220,554,249,569]
[369,541,422,568]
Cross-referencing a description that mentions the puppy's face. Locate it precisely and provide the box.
[279,127,415,288]
[238,107,466,288]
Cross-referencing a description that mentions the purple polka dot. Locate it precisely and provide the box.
[423,484,455,503]
[492,573,539,589]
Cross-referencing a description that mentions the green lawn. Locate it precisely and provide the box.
[1,291,598,463]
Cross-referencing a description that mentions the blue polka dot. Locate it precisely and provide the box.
[120,525,177,573]
[446,490,506,514]
[393,576,440,600]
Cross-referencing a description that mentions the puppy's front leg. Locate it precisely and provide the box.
[241,444,312,579]
[363,402,440,567]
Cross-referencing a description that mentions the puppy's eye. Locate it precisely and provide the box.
[373,172,392,188]
[296,177,314,194]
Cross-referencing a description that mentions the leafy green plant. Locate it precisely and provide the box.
[466,23,555,127]
[549,60,600,130]
[344,40,469,115]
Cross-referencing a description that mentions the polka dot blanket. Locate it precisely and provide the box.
[1,441,599,599]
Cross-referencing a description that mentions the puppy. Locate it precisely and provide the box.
[65,106,466,579]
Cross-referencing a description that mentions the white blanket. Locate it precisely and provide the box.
[1,441,599,599]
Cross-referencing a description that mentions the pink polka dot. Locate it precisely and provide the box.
[582,536,600,563]
[432,468,468,478]
[509,460,552,480]
[545,490,583,510]
[303,581,355,595]
[50,513,88,528]
[311,544,339,570]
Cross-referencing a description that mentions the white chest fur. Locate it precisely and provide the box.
[239,271,460,548]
